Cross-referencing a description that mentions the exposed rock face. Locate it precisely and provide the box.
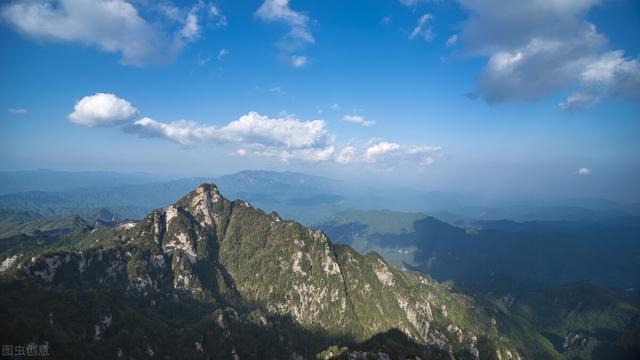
[17,184,527,358]
[0,254,20,272]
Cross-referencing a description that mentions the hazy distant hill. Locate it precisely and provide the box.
[0,169,170,194]
[0,171,346,224]
[1,170,637,226]
[318,209,640,289]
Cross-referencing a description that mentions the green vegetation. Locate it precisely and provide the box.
[319,209,640,359]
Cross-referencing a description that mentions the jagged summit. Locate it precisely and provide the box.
[2,184,561,359]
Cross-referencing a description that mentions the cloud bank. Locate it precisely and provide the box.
[69,93,440,168]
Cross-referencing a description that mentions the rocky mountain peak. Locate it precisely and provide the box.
[7,183,544,359]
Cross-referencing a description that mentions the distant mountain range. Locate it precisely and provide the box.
[0,169,171,194]
[1,170,638,226]
[318,209,640,290]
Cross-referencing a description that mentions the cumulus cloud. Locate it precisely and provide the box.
[455,0,640,108]
[334,139,441,168]
[256,0,314,65]
[216,112,331,149]
[8,108,27,114]
[69,93,137,127]
[578,167,592,175]
[126,117,215,145]
[562,50,640,110]
[365,141,401,161]
[409,14,434,41]
[68,93,441,167]
[342,115,374,127]
[0,0,219,66]
[126,111,335,161]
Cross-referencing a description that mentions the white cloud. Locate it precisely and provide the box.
[1,0,166,66]
[409,14,434,41]
[562,50,640,109]
[125,113,439,166]
[256,0,314,65]
[69,93,137,127]
[8,108,27,114]
[217,48,229,60]
[256,0,313,44]
[558,92,598,111]
[365,141,401,161]
[419,156,435,168]
[450,0,640,111]
[158,3,182,22]
[474,35,603,102]
[342,115,374,127]
[407,145,442,154]
[330,103,340,110]
[454,0,640,108]
[179,6,201,43]
[334,139,441,168]
[446,34,458,47]
[291,55,308,67]
[399,0,434,8]
[209,4,227,28]
[336,146,356,164]
[578,167,592,175]
[126,111,335,161]
[0,0,219,66]
[273,146,335,163]
[68,93,442,167]
[127,117,215,145]
[217,112,331,148]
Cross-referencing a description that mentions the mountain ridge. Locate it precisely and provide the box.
[0,183,563,359]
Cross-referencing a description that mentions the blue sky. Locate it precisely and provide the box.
[1,0,639,201]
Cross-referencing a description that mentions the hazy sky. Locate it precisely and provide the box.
[1,0,639,201]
